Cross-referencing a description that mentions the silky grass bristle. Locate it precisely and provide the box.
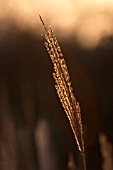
[39,15,86,170]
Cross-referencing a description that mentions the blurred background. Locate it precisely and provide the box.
[0,0,113,170]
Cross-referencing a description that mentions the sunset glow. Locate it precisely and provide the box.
[1,0,113,48]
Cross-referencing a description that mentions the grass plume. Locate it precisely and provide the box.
[39,15,86,170]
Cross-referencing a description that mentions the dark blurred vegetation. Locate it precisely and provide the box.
[0,23,113,170]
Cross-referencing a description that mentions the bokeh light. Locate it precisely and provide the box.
[1,0,113,47]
